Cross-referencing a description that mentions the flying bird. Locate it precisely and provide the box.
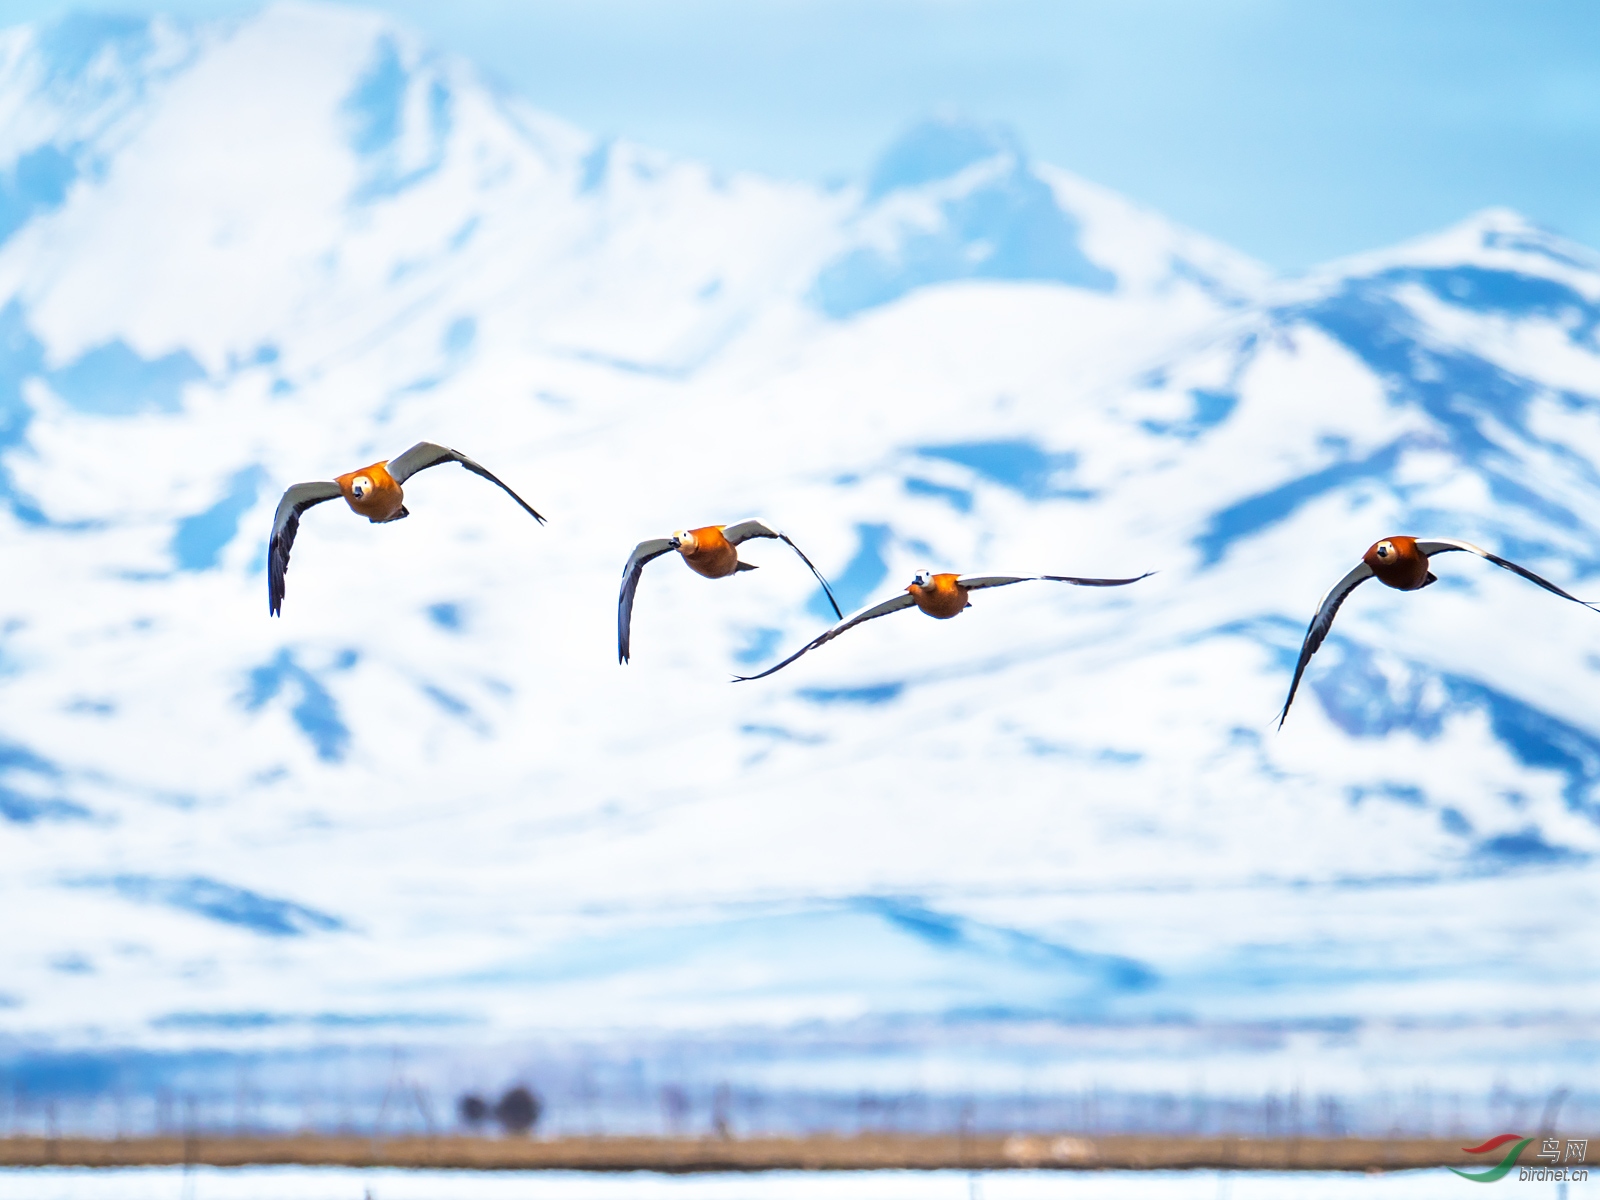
[618,521,843,663]
[734,568,1153,681]
[1278,536,1598,727]
[268,442,543,616]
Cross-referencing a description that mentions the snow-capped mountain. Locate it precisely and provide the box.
[0,3,1596,1120]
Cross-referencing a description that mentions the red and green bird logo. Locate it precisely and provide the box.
[1451,1135,1533,1183]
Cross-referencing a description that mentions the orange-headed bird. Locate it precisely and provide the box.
[735,568,1152,680]
[268,442,543,616]
[1278,537,1597,727]
[618,521,842,662]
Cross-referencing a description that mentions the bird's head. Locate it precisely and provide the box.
[670,529,698,554]
[349,474,374,501]
[1364,536,1418,570]
[910,569,933,589]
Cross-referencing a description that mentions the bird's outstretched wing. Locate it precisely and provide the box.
[733,594,918,681]
[720,519,844,619]
[1041,571,1156,587]
[1278,562,1375,728]
[268,481,344,616]
[386,442,545,524]
[959,572,1155,591]
[1416,539,1599,609]
[617,538,679,663]
[955,576,1034,591]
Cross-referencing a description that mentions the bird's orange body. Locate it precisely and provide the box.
[677,525,741,578]
[335,461,406,522]
[1364,536,1431,590]
[907,572,970,618]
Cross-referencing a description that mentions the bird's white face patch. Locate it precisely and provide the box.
[913,570,933,587]
[1374,540,1394,560]
[672,529,696,552]
[350,475,374,500]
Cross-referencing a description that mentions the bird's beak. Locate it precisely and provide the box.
[669,537,682,549]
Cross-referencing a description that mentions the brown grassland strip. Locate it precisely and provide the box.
[0,1133,1580,1172]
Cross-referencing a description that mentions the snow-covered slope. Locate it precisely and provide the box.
[0,3,1596,1115]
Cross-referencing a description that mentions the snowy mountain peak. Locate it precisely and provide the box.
[1305,206,1600,295]
[864,116,1024,200]
[817,117,1116,316]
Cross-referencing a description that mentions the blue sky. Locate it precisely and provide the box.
[10,0,1600,269]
